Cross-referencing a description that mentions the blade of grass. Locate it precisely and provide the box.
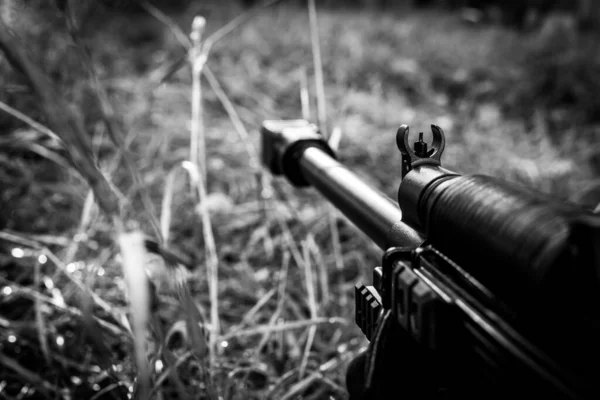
[33,259,50,364]
[118,231,151,399]
[299,241,318,380]
[11,141,71,169]
[160,166,178,246]
[305,0,345,309]
[328,125,343,153]
[190,16,208,182]
[220,317,346,341]
[268,350,355,400]
[231,288,277,332]
[306,235,329,305]
[182,160,220,369]
[256,251,290,354]
[149,350,194,398]
[0,100,63,144]
[307,0,327,137]
[188,14,221,374]
[300,66,311,120]
[63,190,97,264]
[179,284,209,360]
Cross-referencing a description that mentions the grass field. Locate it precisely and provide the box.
[1,2,599,399]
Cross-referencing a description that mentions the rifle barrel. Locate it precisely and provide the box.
[298,146,423,249]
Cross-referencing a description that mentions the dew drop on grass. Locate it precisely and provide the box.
[11,248,24,258]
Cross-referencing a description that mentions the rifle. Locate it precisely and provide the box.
[260,119,600,399]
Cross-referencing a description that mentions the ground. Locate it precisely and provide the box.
[0,2,599,400]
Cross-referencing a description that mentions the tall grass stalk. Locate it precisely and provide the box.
[307,0,327,137]
[300,66,311,120]
[190,16,208,182]
[306,0,345,305]
[299,241,318,380]
[118,231,151,398]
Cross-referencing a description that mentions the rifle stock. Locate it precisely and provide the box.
[260,119,600,399]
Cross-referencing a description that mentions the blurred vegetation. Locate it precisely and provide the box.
[0,0,599,399]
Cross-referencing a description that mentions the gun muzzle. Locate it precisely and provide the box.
[261,120,424,250]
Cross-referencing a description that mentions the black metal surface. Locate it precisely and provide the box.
[298,146,424,250]
[417,174,600,312]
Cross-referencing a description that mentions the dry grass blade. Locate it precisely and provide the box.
[64,7,162,241]
[149,350,194,398]
[157,346,191,399]
[64,190,97,264]
[80,262,114,370]
[282,375,347,400]
[0,100,63,144]
[179,284,209,360]
[326,205,344,304]
[300,66,311,120]
[268,351,355,399]
[177,283,216,398]
[280,374,319,400]
[181,160,220,368]
[299,241,318,380]
[160,166,179,245]
[232,288,277,332]
[272,208,306,269]
[328,126,343,153]
[33,259,50,364]
[118,231,151,399]
[20,142,72,169]
[307,235,329,305]
[188,15,221,373]
[219,317,347,341]
[190,16,208,181]
[139,0,191,49]
[256,251,290,354]
[307,0,327,137]
[203,66,260,170]
[306,0,344,309]
[0,230,70,247]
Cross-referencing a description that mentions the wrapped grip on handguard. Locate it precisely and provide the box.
[412,173,600,313]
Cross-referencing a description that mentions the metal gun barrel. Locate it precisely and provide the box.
[298,146,423,250]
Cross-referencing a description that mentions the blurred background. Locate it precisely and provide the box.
[0,0,599,399]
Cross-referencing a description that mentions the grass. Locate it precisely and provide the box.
[1,2,599,399]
